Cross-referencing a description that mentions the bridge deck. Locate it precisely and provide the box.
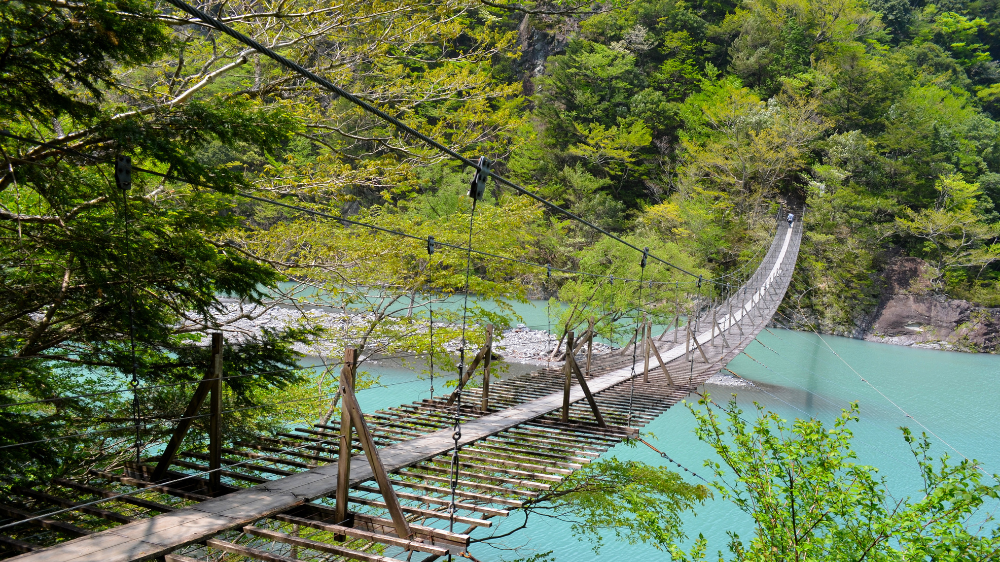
[5,221,801,562]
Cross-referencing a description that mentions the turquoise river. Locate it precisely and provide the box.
[302,297,1000,561]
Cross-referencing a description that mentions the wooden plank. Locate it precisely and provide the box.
[481,325,493,411]
[13,488,133,525]
[585,318,594,377]
[163,555,203,562]
[643,319,650,383]
[648,339,674,386]
[0,534,39,553]
[346,496,491,527]
[394,469,539,498]
[88,469,211,502]
[444,337,490,406]
[354,485,509,516]
[387,478,522,507]
[8,223,802,562]
[270,513,448,555]
[150,372,215,481]
[208,333,223,492]
[52,479,175,514]
[243,526,410,562]
[561,331,574,423]
[348,512,469,547]
[0,504,91,536]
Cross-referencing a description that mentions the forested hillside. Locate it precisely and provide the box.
[3,0,1000,489]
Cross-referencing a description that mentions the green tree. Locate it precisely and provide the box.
[0,0,310,483]
[673,397,1000,561]
[896,174,1000,288]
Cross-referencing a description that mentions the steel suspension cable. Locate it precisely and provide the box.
[625,248,649,427]
[116,157,143,465]
[449,194,479,547]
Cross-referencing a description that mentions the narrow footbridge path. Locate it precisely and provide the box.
[8,220,802,562]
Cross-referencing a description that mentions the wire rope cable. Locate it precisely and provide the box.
[625,248,649,427]
[448,187,480,546]
[115,155,143,466]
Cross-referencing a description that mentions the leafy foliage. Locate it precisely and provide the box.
[671,397,1000,561]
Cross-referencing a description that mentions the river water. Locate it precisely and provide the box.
[297,295,1000,560]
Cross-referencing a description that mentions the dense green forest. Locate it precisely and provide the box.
[3,0,1000,558]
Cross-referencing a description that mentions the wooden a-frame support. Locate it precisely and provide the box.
[152,333,223,486]
[334,347,413,544]
[561,331,605,427]
[445,325,493,407]
[637,327,674,386]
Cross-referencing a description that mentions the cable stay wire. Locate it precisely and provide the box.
[769,310,987,471]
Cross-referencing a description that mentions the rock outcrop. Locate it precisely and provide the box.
[864,257,1000,352]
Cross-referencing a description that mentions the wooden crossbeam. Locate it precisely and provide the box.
[13,487,133,524]
[271,513,448,555]
[0,504,90,537]
[561,331,574,423]
[648,338,674,386]
[242,526,410,562]
[334,348,358,536]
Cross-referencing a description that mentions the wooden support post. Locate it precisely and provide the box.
[341,383,413,542]
[446,327,493,406]
[691,332,711,364]
[566,354,606,427]
[562,331,574,423]
[151,348,220,482]
[672,294,681,342]
[334,347,358,539]
[208,333,223,493]
[649,341,674,386]
[684,310,692,360]
[481,325,493,412]
[711,308,718,348]
[585,318,594,377]
[643,321,651,383]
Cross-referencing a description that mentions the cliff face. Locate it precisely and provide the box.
[864,257,1000,352]
[514,14,575,96]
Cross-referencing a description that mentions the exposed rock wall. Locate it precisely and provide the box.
[864,257,1000,352]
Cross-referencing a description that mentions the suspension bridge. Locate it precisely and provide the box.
[0,1,814,559]
[0,212,802,562]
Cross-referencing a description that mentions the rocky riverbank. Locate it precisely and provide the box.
[215,302,616,365]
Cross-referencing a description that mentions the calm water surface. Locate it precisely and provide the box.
[316,325,1000,560]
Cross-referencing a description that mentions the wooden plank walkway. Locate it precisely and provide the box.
[7,221,801,562]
